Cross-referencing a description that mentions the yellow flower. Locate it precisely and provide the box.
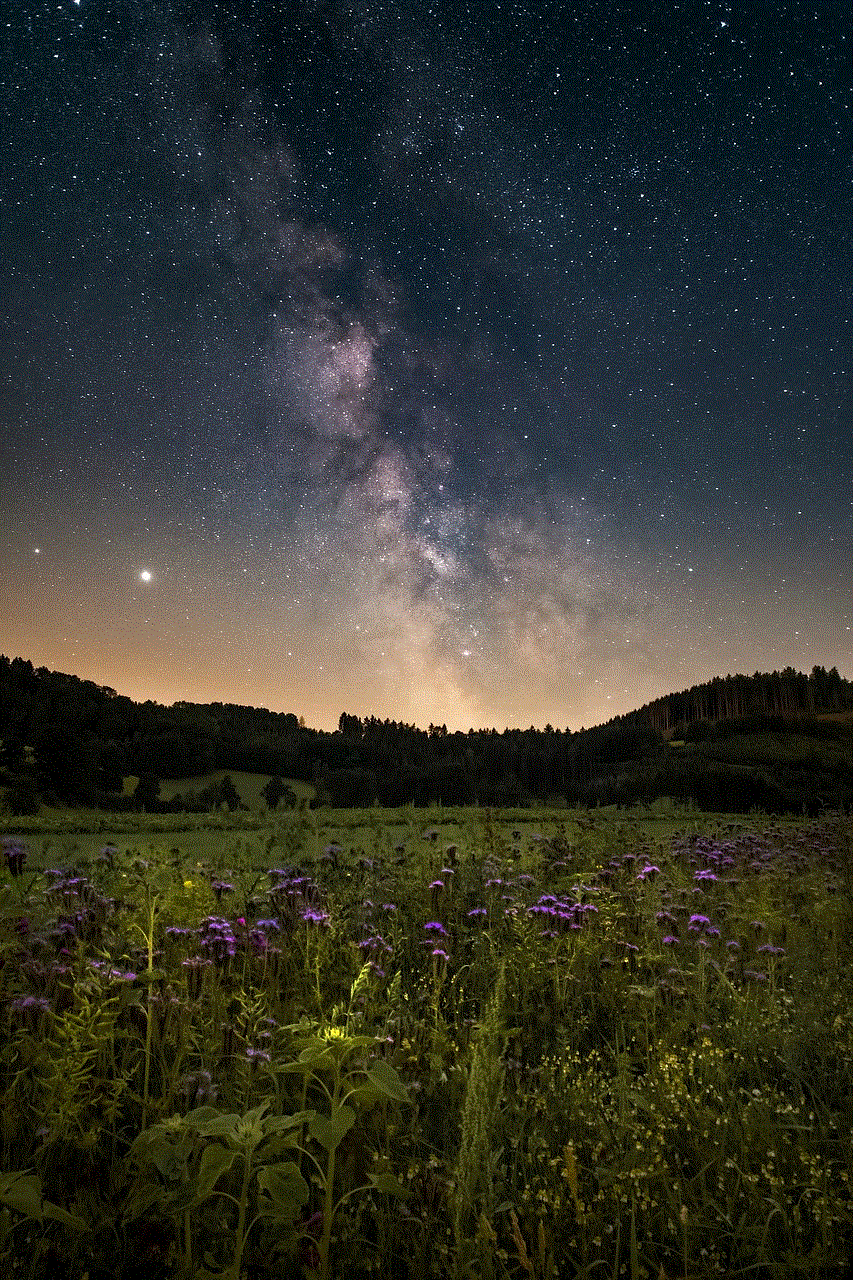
[184,879,193,889]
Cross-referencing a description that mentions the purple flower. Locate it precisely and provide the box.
[181,955,212,999]
[757,944,785,956]
[431,948,449,962]
[662,935,679,946]
[8,994,51,1014]
[2,838,27,877]
[424,921,448,936]
[637,864,660,881]
[466,907,487,919]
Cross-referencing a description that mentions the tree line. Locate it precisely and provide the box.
[0,656,850,815]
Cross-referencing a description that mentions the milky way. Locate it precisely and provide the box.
[1,1,850,729]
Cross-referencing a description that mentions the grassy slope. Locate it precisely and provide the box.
[122,770,316,809]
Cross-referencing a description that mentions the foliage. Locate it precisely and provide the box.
[2,655,852,813]
[0,810,850,1277]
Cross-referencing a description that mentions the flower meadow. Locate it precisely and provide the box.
[0,810,851,1279]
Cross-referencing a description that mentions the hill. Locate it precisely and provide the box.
[0,655,850,814]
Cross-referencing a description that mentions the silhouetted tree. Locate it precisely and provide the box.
[133,773,161,812]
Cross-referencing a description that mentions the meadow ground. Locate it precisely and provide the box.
[1,804,851,1279]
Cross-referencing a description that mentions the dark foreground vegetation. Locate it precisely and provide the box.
[1,657,851,816]
[0,807,851,1278]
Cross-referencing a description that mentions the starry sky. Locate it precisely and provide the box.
[1,0,850,732]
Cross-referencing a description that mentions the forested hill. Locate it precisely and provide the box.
[0,655,851,815]
[626,666,853,737]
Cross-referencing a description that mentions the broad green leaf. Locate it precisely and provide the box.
[190,1145,237,1206]
[0,1174,45,1220]
[41,1201,90,1232]
[345,1084,385,1111]
[240,1102,271,1127]
[0,1173,88,1231]
[256,1161,309,1222]
[365,1061,409,1103]
[368,1172,411,1200]
[148,1141,180,1181]
[308,1105,355,1152]
[339,1034,376,1050]
[298,1039,330,1064]
[262,1110,314,1135]
[193,1112,241,1139]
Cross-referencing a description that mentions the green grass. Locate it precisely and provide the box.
[122,770,317,809]
[1,808,851,1277]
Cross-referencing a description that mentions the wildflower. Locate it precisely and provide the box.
[466,907,487,919]
[662,935,679,946]
[694,869,718,883]
[431,948,449,961]
[211,880,234,902]
[359,934,392,955]
[179,1068,218,1107]
[302,908,330,927]
[688,914,712,932]
[181,955,212,999]
[637,864,660,881]
[299,1211,324,1271]
[245,1047,272,1065]
[424,921,448,936]
[7,994,51,1019]
[2,838,27,877]
[757,944,785,956]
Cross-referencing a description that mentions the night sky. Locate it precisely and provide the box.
[1,1,850,732]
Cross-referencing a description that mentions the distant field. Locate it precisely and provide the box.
[122,770,316,809]
[5,801,826,875]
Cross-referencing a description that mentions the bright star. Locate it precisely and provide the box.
[139,570,152,582]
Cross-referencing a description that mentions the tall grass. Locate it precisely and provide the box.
[0,812,850,1278]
